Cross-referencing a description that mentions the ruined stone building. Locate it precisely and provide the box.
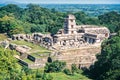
[33,14,110,50]
[12,14,110,69]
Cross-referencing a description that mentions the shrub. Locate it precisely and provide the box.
[36,69,42,78]
[71,64,78,74]
[63,68,72,75]
[47,57,52,63]
[44,60,66,73]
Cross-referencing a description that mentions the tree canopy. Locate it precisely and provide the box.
[98,11,120,32]
[2,4,119,36]
[0,47,22,79]
[89,31,120,80]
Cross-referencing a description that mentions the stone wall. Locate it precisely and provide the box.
[18,55,48,69]
[28,63,45,69]
[17,43,101,69]
[52,46,101,69]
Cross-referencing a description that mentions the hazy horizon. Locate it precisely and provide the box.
[0,0,120,4]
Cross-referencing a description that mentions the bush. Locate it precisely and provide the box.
[63,68,72,75]
[36,69,42,78]
[30,24,46,33]
[71,64,78,74]
[42,73,53,80]
[47,57,52,63]
[47,74,53,80]
[44,60,66,73]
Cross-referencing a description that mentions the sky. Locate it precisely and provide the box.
[0,0,120,4]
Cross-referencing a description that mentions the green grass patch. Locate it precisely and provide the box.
[0,34,7,41]
[23,58,34,64]
[31,69,90,80]
[47,72,90,80]
[30,52,50,58]
[11,40,51,54]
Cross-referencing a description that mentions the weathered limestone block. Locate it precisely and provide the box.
[53,46,101,69]
[9,43,17,50]
[35,57,48,63]
[0,40,9,48]
[28,63,45,69]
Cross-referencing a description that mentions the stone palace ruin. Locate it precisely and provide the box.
[11,14,110,69]
[13,14,110,50]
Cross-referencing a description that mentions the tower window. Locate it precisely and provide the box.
[71,25,74,28]
[70,19,73,22]
[105,33,108,37]
[71,31,74,34]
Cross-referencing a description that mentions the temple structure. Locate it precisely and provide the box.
[32,14,110,50]
[12,14,110,50]
[12,14,110,69]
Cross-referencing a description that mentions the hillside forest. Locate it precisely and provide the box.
[0,4,120,80]
[0,4,120,36]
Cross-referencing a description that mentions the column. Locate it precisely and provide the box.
[87,37,89,43]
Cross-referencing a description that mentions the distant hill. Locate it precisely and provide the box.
[39,4,120,17]
[0,1,19,5]
[0,1,26,8]
[0,4,120,17]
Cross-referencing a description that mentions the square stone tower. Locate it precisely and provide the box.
[64,14,77,34]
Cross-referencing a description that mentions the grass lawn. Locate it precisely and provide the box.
[47,72,90,80]
[11,40,51,54]
[31,69,90,80]
[30,51,50,58]
[0,34,7,41]
[23,58,34,64]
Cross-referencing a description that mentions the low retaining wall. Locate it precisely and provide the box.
[53,46,101,68]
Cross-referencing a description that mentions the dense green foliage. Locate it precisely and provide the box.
[71,64,78,74]
[98,11,120,32]
[63,68,72,75]
[63,64,82,76]
[0,48,22,79]
[0,15,24,36]
[47,57,52,63]
[74,11,100,25]
[0,4,66,36]
[44,60,66,72]
[2,4,119,36]
[89,31,120,80]
[0,4,120,80]
[0,47,53,80]
[0,4,23,19]
[0,47,88,80]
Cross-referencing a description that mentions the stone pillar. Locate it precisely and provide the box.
[35,36,37,40]
[89,38,93,44]
[50,38,53,46]
[17,36,20,40]
[89,38,94,44]
[29,35,32,40]
[37,37,40,42]
[57,41,60,45]
[60,41,61,45]
[91,39,94,44]
[86,37,89,43]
